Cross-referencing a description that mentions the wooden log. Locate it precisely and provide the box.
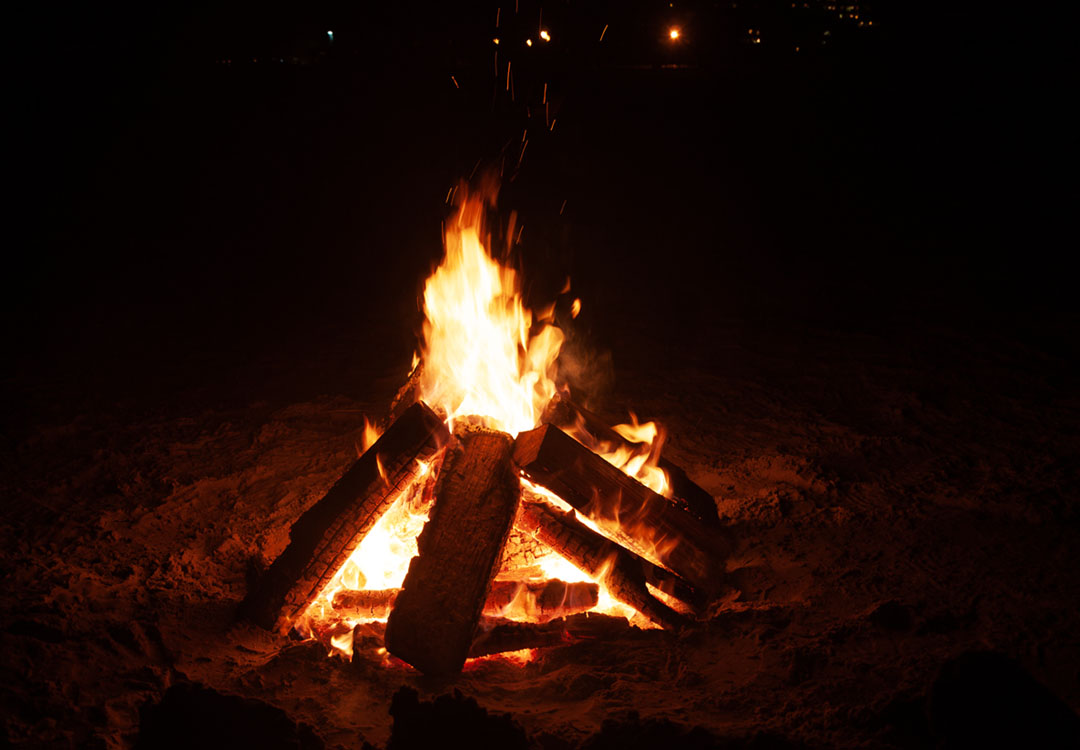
[497,521,551,575]
[349,613,634,663]
[386,362,425,426]
[469,612,634,657]
[516,499,692,631]
[384,428,521,675]
[240,401,449,633]
[333,588,399,619]
[485,580,599,620]
[333,579,596,621]
[542,393,720,527]
[513,424,725,591]
[468,618,565,656]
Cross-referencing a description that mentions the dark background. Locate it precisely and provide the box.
[7,0,1075,426]
[3,3,1080,747]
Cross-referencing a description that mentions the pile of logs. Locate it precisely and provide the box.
[241,398,727,676]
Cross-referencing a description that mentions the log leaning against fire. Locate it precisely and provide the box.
[517,500,692,631]
[332,579,599,621]
[240,401,449,634]
[513,424,727,592]
[541,393,721,527]
[384,427,521,676]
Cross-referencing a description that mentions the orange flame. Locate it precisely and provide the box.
[418,184,562,435]
[301,181,682,657]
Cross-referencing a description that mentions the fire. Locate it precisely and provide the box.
[418,186,562,435]
[300,182,675,658]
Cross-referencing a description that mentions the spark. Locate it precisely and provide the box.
[506,61,511,90]
[542,82,547,103]
[496,7,500,27]
[450,75,459,88]
[549,118,556,131]
[559,199,567,215]
[669,27,681,40]
[540,30,551,42]
[516,224,524,244]
[493,37,500,45]
[526,38,533,47]
[599,23,608,41]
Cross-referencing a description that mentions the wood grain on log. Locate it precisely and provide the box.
[333,579,596,621]
[516,499,692,631]
[485,579,599,620]
[542,393,720,526]
[240,401,448,633]
[513,424,725,591]
[384,427,521,675]
[332,588,399,619]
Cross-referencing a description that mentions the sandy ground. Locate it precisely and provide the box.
[3,298,1078,748]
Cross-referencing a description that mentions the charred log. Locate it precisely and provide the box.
[333,589,399,619]
[334,580,597,622]
[384,428,521,675]
[240,401,448,633]
[513,424,726,591]
[497,521,550,577]
[349,613,634,662]
[542,393,720,526]
[516,499,692,631]
[469,612,634,657]
[485,579,599,620]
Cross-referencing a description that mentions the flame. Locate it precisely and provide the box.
[418,185,562,435]
[300,181,683,658]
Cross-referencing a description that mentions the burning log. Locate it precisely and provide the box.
[385,427,521,675]
[516,499,692,631]
[240,401,449,633]
[484,579,598,619]
[334,580,597,622]
[333,588,399,619]
[349,613,633,662]
[469,612,634,657]
[513,424,726,591]
[497,523,550,576]
[542,393,720,527]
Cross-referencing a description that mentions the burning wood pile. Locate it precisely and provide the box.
[240,184,729,676]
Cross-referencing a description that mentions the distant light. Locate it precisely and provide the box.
[327,30,333,42]
[669,27,681,40]
[539,29,551,42]
[526,38,533,46]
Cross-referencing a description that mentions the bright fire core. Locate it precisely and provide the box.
[300,184,676,659]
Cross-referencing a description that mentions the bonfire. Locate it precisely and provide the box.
[241,181,727,675]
